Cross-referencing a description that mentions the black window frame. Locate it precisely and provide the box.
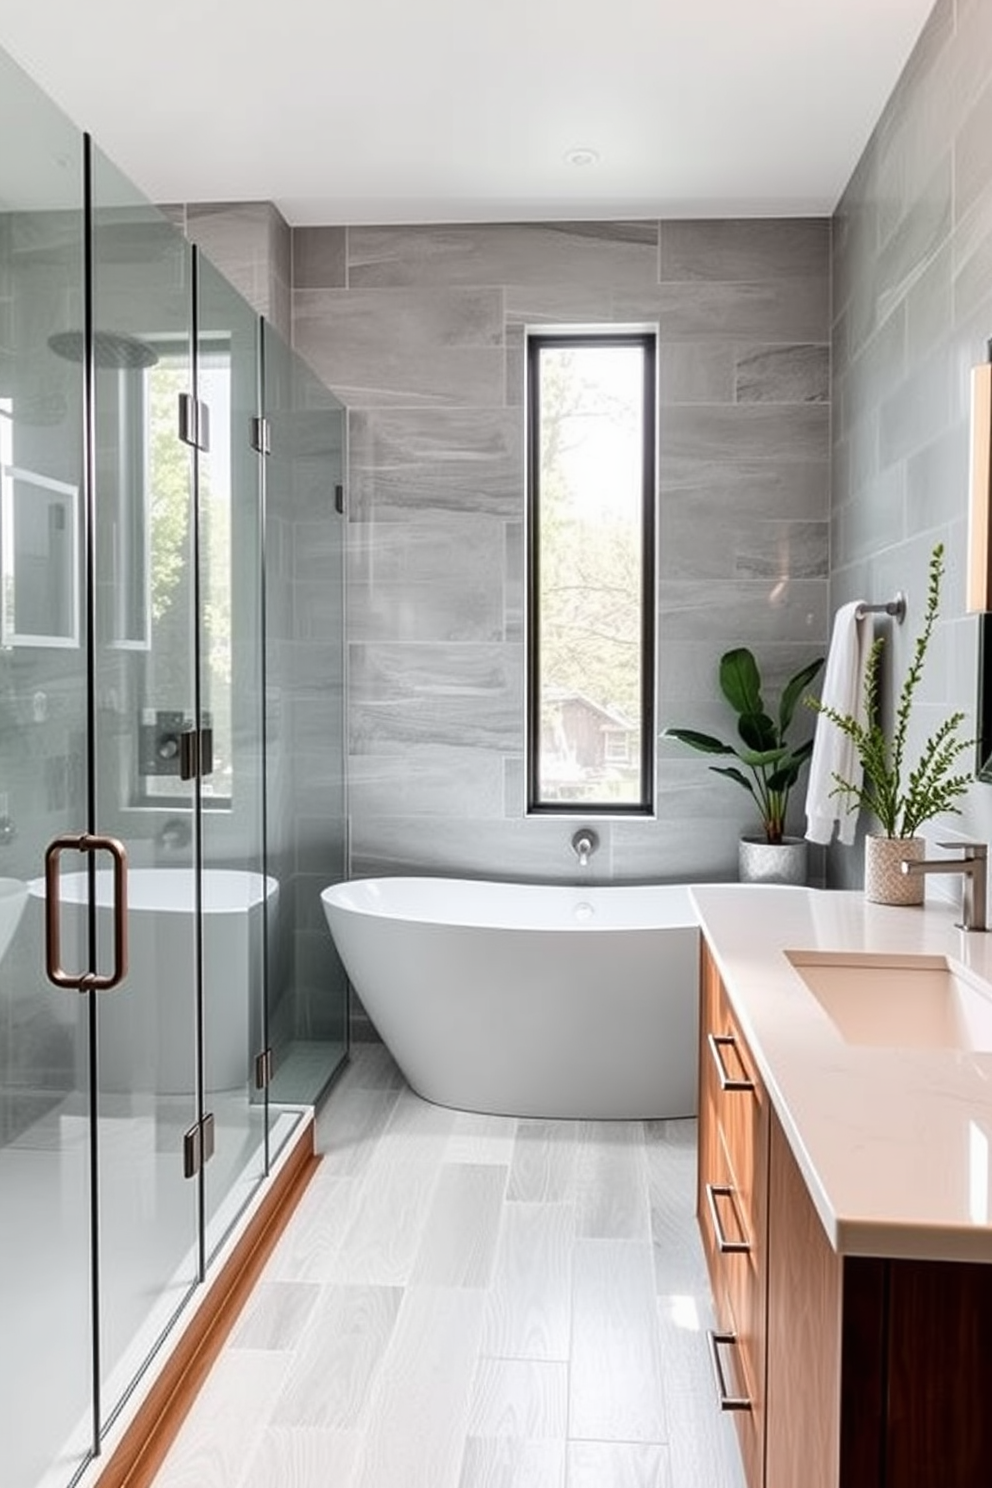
[525,329,657,816]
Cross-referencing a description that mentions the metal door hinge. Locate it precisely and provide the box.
[178,724,213,781]
[255,1047,274,1091]
[183,1111,216,1178]
[178,393,211,452]
[249,416,271,455]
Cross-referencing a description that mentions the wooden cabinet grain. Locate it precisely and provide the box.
[698,938,992,1488]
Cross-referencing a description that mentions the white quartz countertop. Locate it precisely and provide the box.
[689,884,992,1264]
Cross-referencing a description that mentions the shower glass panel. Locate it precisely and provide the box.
[194,254,270,1256]
[89,145,200,1425]
[264,329,348,1106]
[0,48,94,1488]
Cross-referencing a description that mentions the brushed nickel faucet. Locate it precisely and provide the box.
[571,828,599,868]
[901,842,988,931]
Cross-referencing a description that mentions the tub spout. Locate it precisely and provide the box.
[571,828,599,867]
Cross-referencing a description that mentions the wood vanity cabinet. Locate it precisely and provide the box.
[698,938,992,1488]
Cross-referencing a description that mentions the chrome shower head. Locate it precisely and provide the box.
[47,329,158,369]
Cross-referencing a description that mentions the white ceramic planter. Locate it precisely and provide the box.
[863,834,925,905]
[738,835,808,887]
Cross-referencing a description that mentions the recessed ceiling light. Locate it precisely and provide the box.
[564,147,600,168]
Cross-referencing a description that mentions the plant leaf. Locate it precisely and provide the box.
[738,710,778,753]
[719,648,763,717]
[710,765,758,799]
[779,657,825,735]
[664,728,736,756]
[738,747,788,768]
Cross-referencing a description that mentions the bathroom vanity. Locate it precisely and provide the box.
[692,884,992,1488]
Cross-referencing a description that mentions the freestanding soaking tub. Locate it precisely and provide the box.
[321,876,699,1119]
[29,868,277,1094]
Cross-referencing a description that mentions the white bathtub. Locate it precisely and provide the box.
[321,877,699,1120]
[29,868,277,1094]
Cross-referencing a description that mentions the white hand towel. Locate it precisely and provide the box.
[804,602,871,846]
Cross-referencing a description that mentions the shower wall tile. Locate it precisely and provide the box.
[658,342,734,404]
[659,219,830,283]
[734,344,829,404]
[293,226,348,289]
[614,278,830,344]
[348,407,523,522]
[292,287,505,408]
[348,643,522,753]
[659,516,828,582]
[287,215,830,907]
[661,404,830,463]
[347,515,506,643]
[348,222,660,290]
[828,0,992,887]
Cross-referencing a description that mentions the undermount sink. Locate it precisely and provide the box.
[785,950,992,1053]
[0,876,27,964]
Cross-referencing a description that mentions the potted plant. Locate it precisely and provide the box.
[805,542,973,904]
[665,647,825,884]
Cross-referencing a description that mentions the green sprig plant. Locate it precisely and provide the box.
[805,543,973,838]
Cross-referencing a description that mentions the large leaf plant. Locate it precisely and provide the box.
[666,649,825,844]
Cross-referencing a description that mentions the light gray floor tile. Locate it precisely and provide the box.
[272,1285,403,1430]
[262,1172,362,1283]
[241,1426,361,1488]
[353,1285,486,1488]
[458,1437,567,1488]
[506,1121,577,1202]
[446,1112,518,1165]
[150,1351,291,1488]
[334,1154,442,1285]
[655,1294,747,1488]
[467,1358,568,1439]
[315,1085,402,1176]
[576,1122,651,1240]
[146,1083,744,1488]
[569,1241,668,1443]
[228,1281,323,1350]
[481,1201,574,1361]
[411,1163,508,1287]
[566,1441,673,1488]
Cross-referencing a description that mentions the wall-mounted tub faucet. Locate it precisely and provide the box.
[571,828,600,868]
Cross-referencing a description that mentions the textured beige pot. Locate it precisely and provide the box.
[738,835,808,887]
[863,834,925,905]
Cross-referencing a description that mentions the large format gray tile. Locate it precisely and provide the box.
[347,407,523,522]
[735,344,829,404]
[615,278,830,343]
[293,226,348,289]
[353,1286,486,1488]
[347,222,659,290]
[569,1240,667,1443]
[481,1202,574,1361]
[410,1163,509,1288]
[348,642,522,753]
[659,219,829,283]
[293,286,505,407]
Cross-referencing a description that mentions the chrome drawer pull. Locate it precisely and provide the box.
[708,1032,755,1093]
[705,1182,751,1254]
[707,1330,752,1412]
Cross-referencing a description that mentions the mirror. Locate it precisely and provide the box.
[0,463,79,647]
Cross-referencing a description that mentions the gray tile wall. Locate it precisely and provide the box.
[830,0,992,886]
[292,219,832,884]
[169,200,293,343]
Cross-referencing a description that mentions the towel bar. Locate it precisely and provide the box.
[855,592,906,624]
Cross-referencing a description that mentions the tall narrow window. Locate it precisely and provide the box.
[527,331,656,812]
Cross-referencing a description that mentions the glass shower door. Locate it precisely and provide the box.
[0,49,94,1488]
[89,146,200,1427]
[194,253,269,1256]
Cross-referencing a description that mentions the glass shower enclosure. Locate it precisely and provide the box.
[0,42,347,1488]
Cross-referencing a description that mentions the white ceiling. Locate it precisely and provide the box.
[0,0,936,226]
